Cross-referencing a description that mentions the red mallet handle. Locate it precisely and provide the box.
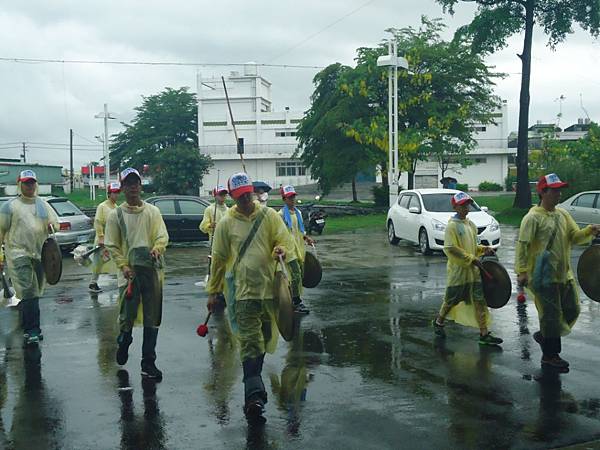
[196,311,212,337]
[125,280,134,299]
[481,268,494,281]
[517,285,526,303]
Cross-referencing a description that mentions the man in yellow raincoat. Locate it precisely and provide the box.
[432,192,503,346]
[278,185,315,314]
[105,168,169,380]
[89,181,121,293]
[199,185,229,239]
[0,170,59,346]
[200,185,229,309]
[207,172,292,424]
[515,173,600,369]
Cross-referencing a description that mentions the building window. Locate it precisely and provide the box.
[276,161,306,177]
[203,121,227,127]
[261,119,286,125]
[471,126,487,132]
[233,120,256,125]
[275,131,297,137]
[290,119,302,124]
[472,157,487,164]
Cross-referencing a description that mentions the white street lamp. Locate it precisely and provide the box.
[377,38,408,206]
[95,104,116,189]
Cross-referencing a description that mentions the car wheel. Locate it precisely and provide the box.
[419,228,432,255]
[388,221,400,245]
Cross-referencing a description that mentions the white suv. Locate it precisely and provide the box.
[386,189,501,255]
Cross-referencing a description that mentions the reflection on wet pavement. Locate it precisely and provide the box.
[0,226,600,448]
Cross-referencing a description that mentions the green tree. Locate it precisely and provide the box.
[110,87,211,192]
[296,63,378,201]
[152,144,212,195]
[341,17,501,189]
[435,0,600,208]
[529,123,600,198]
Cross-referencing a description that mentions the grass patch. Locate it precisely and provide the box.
[325,213,386,234]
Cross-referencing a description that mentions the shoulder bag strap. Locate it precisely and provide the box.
[231,207,268,272]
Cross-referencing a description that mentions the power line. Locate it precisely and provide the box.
[268,0,380,63]
[71,131,101,145]
[0,57,324,70]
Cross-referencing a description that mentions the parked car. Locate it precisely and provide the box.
[559,191,600,228]
[386,189,501,255]
[145,195,210,242]
[46,197,95,250]
[0,196,94,251]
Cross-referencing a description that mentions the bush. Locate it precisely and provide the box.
[478,181,503,192]
[505,174,517,191]
[456,183,469,192]
[372,184,389,207]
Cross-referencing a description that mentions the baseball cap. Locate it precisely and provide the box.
[537,173,568,193]
[18,169,37,182]
[120,167,142,183]
[451,191,473,206]
[212,185,228,197]
[107,182,121,193]
[280,185,297,198]
[227,173,254,199]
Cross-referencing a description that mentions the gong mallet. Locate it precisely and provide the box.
[196,311,212,337]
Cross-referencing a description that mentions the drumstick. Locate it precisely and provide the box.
[125,279,134,299]
[196,311,212,337]
[480,268,494,281]
[278,254,290,280]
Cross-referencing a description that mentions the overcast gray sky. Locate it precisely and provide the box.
[1,0,599,169]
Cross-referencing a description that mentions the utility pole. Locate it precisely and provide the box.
[70,129,74,192]
[21,142,27,163]
[95,103,116,188]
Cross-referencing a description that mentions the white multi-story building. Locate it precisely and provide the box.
[197,64,311,194]
[398,101,514,190]
[199,66,513,195]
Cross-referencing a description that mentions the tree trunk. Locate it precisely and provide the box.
[407,172,414,190]
[514,0,534,209]
[351,176,358,202]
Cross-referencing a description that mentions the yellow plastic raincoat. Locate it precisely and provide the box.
[515,206,594,336]
[91,199,118,275]
[0,183,59,299]
[105,201,169,329]
[442,216,491,329]
[207,201,293,358]
[199,203,229,238]
[278,207,306,297]
[278,208,306,264]
[207,201,292,301]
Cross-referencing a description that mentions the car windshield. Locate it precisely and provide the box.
[421,194,481,213]
[50,200,83,217]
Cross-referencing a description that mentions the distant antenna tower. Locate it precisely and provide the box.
[579,93,591,121]
[554,94,565,126]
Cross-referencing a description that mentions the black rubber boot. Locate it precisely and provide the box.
[21,298,41,346]
[242,355,267,424]
[116,330,133,365]
[292,297,310,314]
[141,327,162,380]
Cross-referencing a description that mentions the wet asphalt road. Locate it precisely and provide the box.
[1,226,600,450]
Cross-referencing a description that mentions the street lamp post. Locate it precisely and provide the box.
[95,104,116,189]
[377,37,408,206]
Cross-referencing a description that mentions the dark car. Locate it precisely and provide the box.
[145,195,210,242]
